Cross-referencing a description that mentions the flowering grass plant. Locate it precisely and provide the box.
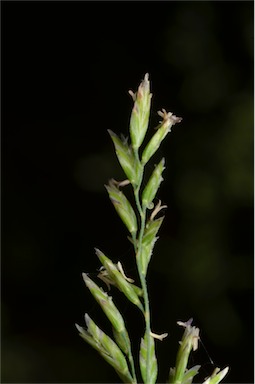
[76,74,229,384]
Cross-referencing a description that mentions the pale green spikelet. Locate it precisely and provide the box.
[82,272,126,333]
[142,109,182,165]
[105,179,137,236]
[169,320,229,384]
[182,365,201,384]
[85,314,129,372]
[129,73,152,150]
[169,365,201,384]
[169,319,200,384]
[142,158,165,208]
[202,367,229,384]
[76,323,102,352]
[139,332,158,384]
[138,216,164,276]
[108,130,140,185]
[95,248,144,311]
[75,318,134,383]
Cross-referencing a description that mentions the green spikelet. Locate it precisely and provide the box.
[202,367,229,384]
[139,333,158,384]
[129,73,152,150]
[105,179,137,236]
[95,248,144,311]
[108,130,140,185]
[75,317,134,383]
[82,273,126,333]
[138,217,164,276]
[142,158,165,208]
[142,110,182,165]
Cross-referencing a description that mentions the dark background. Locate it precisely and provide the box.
[2,1,254,383]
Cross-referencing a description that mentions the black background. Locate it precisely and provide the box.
[2,1,254,383]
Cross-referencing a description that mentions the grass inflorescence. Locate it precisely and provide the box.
[76,74,229,384]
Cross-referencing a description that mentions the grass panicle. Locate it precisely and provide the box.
[76,74,229,384]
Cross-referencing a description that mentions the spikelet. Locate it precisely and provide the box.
[142,109,182,165]
[105,179,137,236]
[95,248,144,311]
[82,273,126,333]
[75,317,133,383]
[108,130,141,186]
[139,332,158,384]
[142,158,165,208]
[129,73,152,150]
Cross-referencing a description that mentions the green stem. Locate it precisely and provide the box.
[133,149,152,383]
[128,350,137,383]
